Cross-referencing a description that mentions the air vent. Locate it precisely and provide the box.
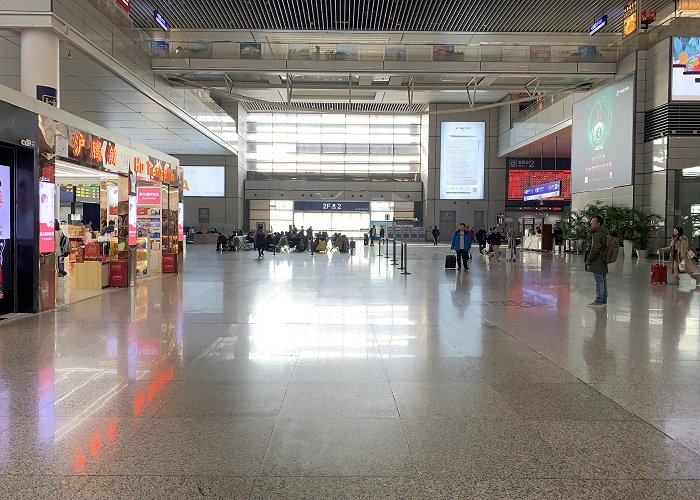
[645,103,700,142]
[242,102,429,113]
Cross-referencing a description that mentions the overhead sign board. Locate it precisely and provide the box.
[524,181,562,201]
[115,0,130,12]
[154,10,169,31]
[589,15,607,35]
[677,0,700,11]
[623,0,638,37]
[293,201,370,212]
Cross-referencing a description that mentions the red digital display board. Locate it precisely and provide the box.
[507,170,571,202]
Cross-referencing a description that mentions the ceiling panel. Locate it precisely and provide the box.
[130,0,672,32]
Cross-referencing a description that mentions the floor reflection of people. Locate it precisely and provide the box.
[660,286,696,358]
[583,308,617,385]
[450,270,471,317]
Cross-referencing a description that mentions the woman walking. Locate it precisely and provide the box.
[255,227,267,258]
[658,227,700,286]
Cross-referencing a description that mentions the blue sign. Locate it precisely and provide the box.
[524,181,561,201]
[154,10,169,31]
[36,85,57,106]
[293,201,370,212]
[589,15,607,36]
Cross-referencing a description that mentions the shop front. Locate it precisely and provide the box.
[0,89,184,314]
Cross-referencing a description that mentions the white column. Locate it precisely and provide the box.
[20,29,60,107]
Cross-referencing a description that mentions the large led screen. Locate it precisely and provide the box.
[439,122,485,199]
[183,166,225,197]
[672,37,700,101]
[0,165,10,240]
[571,75,634,193]
[507,170,571,202]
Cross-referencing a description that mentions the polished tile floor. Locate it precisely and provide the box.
[1,244,699,499]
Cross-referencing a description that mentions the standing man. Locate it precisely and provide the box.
[450,223,472,271]
[584,215,610,307]
[489,229,503,261]
[432,226,440,246]
[369,225,377,246]
[380,225,385,239]
[476,226,486,254]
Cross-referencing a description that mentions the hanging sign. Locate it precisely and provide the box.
[623,0,638,37]
[154,10,169,31]
[589,15,607,35]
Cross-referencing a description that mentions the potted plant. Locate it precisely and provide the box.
[632,208,661,259]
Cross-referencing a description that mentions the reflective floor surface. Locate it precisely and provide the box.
[1,244,699,499]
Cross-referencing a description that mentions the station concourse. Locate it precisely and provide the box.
[0,0,699,498]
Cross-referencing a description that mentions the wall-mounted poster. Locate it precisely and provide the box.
[439,122,486,200]
[433,44,455,61]
[39,182,55,253]
[178,202,184,241]
[240,43,262,60]
[0,165,10,240]
[288,43,311,60]
[384,45,406,61]
[672,37,700,101]
[336,44,358,61]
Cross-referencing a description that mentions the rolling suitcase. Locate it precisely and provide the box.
[505,248,515,261]
[650,253,667,284]
[445,253,456,270]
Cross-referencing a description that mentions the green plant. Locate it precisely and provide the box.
[631,208,662,250]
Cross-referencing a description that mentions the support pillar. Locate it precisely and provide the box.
[20,29,60,107]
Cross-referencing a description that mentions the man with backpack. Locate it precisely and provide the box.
[584,215,615,307]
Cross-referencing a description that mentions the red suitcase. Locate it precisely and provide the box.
[651,254,667,284]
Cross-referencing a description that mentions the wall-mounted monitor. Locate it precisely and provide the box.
[524,180,562,201]
[439,122,485,199]
[183,166,225,197]
[571,75,634,193]
[672,37,700,101]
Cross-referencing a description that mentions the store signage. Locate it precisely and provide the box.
[641,10,656,21]
[132,156,177,184]
[154,10,169,31]
[39,182,55,253]
[36,85,57,107]
[115,0,130,12]
[589,15,607,35]
[293,201,370,212]
[19,138,35,148]
[128,195,137,245]
[623,0,638,37]
[523,181,562,201]
[137,187,161,206]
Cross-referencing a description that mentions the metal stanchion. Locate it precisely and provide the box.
[384,236,391,259]
[378,237,382,256]
[400,242,411,275]
[398,241,405,270]
[391,239,398,265]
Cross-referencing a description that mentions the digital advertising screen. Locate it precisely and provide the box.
[128,195,137,245]
[39,182,55,253]
[0,165,10,240]
[507,169,571,202]
[524,181,561,201]
[672,37,700,101]
[439,122,485,199]
[571,75,634,193]
[183,166,225,197]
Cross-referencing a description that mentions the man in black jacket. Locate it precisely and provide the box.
[431,226,440,246]
[476,227,486,254]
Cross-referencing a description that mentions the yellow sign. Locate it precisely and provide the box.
[623,0,638,37]
[677,0,700,11]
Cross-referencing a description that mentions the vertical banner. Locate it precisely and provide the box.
[128,195,137,246]
[178,202,184,241]
[39,182,55,253]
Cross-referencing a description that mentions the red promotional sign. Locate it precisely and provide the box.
[84,242,100,260]
[128,195,137,246]
[109,261,129,287]
[115,0,131,12]
[39,182,55,253]
[137,187,161,206]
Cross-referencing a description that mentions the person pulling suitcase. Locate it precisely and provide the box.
[450,223,472,271]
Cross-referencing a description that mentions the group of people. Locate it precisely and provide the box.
[584,216,699,308]
[434,224,508,262]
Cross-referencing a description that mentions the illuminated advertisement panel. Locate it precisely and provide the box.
[672,37,700,101]
[39,182,55,253]
[439,122,485,199]
[128,195,137,246]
